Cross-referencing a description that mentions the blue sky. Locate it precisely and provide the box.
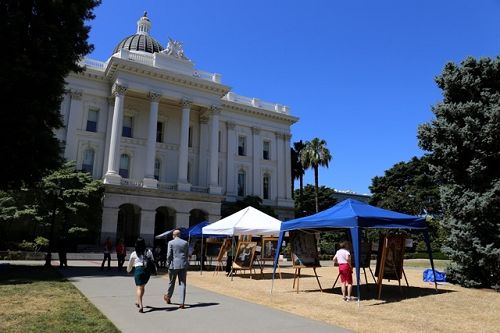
[87,0,500,194]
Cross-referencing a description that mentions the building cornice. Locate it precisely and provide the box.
[222,100,299,125]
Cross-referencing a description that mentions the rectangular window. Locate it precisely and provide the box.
[218,131,221,152]
[119,154,130,178]
[263,175,270,199]
[238,136,246,156]
[238,171,245,197]
[263,141,270,160]
[82,149,94,174]
[122,116,133,138]
[86,109,98,132]
[156,122,163,143]
[154,159,160,180]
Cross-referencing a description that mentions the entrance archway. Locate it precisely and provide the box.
[117,204,141,246]
[189,209,208,227]
[154,207,175,247]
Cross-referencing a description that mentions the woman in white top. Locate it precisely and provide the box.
[127,237,154,312]
[332,240,353,301]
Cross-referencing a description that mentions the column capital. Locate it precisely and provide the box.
[252,127,261,135]
[210,105,222,115]
[275,132,285,140]
[200,114,209,124]
[284,133,292,141]
[148,91,162,102]
[112,83,127,97]
[226,121,235,130]
[181,98,192,108]
[69,89,83,100]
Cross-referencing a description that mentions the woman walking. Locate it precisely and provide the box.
[127,237,154,312]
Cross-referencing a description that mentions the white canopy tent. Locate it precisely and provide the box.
[202,206,282,236]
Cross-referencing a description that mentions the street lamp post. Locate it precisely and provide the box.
[44,187,62,267]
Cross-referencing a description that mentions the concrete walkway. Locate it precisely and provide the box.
[52,260,350,333]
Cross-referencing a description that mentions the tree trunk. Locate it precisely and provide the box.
[314,166,319,213]
[299,174,304,197]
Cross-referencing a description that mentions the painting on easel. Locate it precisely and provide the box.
[233,241,257,269]
[290,231,320,268]
[375,234,406,280]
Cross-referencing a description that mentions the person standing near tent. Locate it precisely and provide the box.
[164,229,189,308]
[332,240,353,301]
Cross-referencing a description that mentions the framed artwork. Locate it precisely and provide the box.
[261,237,279,260]
[375,234,406,280]
[233,241,257,269]
[290,231,320,268]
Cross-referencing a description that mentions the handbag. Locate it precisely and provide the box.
[144,249,157,275]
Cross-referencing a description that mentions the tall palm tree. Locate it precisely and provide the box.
[291,140,305,198]
[301,138,332,213]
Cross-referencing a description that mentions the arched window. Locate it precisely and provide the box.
[82,149,95,175]
[154,159,161,181]
[263,174,270,199]
[238,170,246,197]
[119,154,130,178]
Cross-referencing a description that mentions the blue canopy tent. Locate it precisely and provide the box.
[272,199,438,302]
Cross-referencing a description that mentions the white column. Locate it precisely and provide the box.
[209,106,222,194]
[252,127,261,197]
[102,97,114,177]
[177,98,191,191]
[226,122,236,197]
[140,209,156,246]
[64,89,83,161]
[143,91,162,189]
[284,134,292,200]
[104,83,127,185]
[198,113,209,187]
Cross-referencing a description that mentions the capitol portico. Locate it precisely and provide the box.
[58,13,298,245]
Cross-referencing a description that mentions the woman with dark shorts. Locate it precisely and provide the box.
[127,238,154,312]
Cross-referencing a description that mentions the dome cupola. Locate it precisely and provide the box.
[112,12,163,54]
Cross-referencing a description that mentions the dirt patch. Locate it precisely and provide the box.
[187,265,500,333]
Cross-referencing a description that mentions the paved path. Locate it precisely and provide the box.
[54,260,350,333]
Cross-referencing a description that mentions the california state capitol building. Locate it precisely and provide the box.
[57,13,298,245]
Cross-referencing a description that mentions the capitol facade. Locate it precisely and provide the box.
[57,13,298,245]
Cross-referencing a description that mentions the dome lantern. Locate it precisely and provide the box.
[112,12,163,54]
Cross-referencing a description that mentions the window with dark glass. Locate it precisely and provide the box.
[188,126,193,147]
[238,136,246,156]
[238,170,245,196]
[263,141,270,160]
[156,122,164,143]
[218,131,221,152]
[154,159,160,180]
[119,154,130,178]
[122,116,133,138]
[263,175,270,199]
[86,109,98,132]
[82,149,94,174]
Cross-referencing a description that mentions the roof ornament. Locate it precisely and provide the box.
[136,11,151,35]
[162,37,189,60]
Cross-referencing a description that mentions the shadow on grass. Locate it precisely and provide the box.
[300,282,455,302]
[0,264,64,285]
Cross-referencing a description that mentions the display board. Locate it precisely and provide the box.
[233,241,257,269]
[350,239,372,268]
[261,237,279,260]
[375,234,406,280]
[205,240,223,257]
[290,231,320,268]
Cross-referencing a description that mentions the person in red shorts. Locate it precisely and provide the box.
[333,240,353,301]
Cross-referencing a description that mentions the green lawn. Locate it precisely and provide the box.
[0,265,119,333]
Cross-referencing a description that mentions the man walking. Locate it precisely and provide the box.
[164,229,189,308]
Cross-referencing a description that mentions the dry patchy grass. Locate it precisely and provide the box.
[187,263,499,333]
[0,265,119,333]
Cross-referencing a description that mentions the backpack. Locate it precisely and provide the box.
[143,249,157,275]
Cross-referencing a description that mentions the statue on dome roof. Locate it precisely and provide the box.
[162,37,189,60]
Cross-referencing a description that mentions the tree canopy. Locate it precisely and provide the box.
[221,196,276,218]
[294,185,337,218]
[0,0,100,189]
[418,56,500,289]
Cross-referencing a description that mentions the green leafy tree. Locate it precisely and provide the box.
[0,0,100,190]
[418,56,500,288]
[301,138,332,212]
[294,185,337,218]
[369,156,444,251]
[221,195,276,218]
[291,140,305,198]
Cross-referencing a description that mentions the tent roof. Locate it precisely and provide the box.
[202,206,281,236]
[281,199,427,232]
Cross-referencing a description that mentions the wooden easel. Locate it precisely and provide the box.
[213,239,231,276]
[332,266,376,289]
[292,266,323,293]
[376,234,409,299]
